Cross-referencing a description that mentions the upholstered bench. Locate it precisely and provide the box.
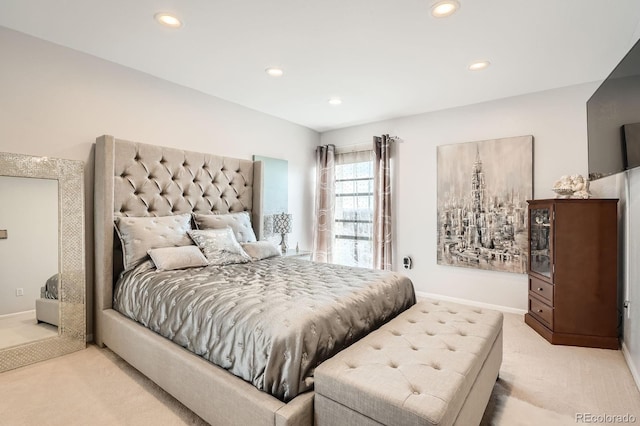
[314,299,503,426]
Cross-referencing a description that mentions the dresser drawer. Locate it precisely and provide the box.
[529,276,553,304]
[529,296,553,329]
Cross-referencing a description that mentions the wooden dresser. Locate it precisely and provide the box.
[525,199,619,349]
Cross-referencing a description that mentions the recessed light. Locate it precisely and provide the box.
[154,13,182,28]
[328,98,342,106]
[431,0,460,18]
[265,67,284,77]
[469,60,491,71]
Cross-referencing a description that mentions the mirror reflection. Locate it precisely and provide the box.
[253,155,288,241]
[0,176,59,349]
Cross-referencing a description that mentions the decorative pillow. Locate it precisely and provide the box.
[187,228,251,266]
[241,241,282,261]
[115,213,193,271]
[193,212,257,243]
[44,274,59,300]
[147,246,208,271]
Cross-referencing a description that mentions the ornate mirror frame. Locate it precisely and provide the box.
[0,152,85,372]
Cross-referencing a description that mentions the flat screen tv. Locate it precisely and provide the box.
[587,37,640,180]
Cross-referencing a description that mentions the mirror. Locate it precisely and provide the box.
[0,152,85,372]
[253,155,288,241]
[0,177,59,349]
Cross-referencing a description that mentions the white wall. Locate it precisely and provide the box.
[589,27,640,388]
[0,177,58,315]
[0,27,319,335]
[620,19,640,391]
[321,83,601,311]
[623,168,640,384]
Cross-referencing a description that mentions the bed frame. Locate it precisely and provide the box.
[94,135,315,425]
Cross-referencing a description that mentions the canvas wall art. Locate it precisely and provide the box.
[437,135,533,274]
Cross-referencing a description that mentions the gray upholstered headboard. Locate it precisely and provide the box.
[94,135,263,345]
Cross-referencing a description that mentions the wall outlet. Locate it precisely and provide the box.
[16,288,24,297]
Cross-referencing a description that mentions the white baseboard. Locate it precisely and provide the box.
[0,309,36,319]
[416,291,527,315]
[622,340,640,392]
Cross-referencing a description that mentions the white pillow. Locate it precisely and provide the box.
[147,246,208,271]
[188,228,251,266]
[193,212,257,243]
[115,213,193,271]
[241,241,282,261]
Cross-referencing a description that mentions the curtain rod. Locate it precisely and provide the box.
[376,135,404,143]
[333,135,404,152]
[334,142,371,154]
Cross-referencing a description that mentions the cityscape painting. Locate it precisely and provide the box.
[437,135,533,274]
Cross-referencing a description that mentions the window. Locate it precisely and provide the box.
[333,150,374,268]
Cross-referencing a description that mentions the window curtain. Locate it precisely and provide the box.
[312,144,336,263]
[373,135,393,270]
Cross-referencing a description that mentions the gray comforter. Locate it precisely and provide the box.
[114,257,415,401]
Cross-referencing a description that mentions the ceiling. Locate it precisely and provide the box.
[1,1,640,132]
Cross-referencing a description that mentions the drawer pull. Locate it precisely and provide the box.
[537,287,543,291]
[537,309,543,313]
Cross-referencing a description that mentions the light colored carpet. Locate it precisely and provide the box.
[0,313,638,425]
[480,313,640,425]
[0,343,206,426]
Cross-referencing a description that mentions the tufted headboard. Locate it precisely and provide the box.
[94,135,263,345]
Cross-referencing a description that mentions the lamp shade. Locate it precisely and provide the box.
[273,213,292,234]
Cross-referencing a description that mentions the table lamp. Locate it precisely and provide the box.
[273,212,292,254]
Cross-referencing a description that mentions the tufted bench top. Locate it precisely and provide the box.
[315,299,503,426]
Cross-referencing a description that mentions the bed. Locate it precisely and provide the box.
[36,274,59,327]
[94,135,416,425]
